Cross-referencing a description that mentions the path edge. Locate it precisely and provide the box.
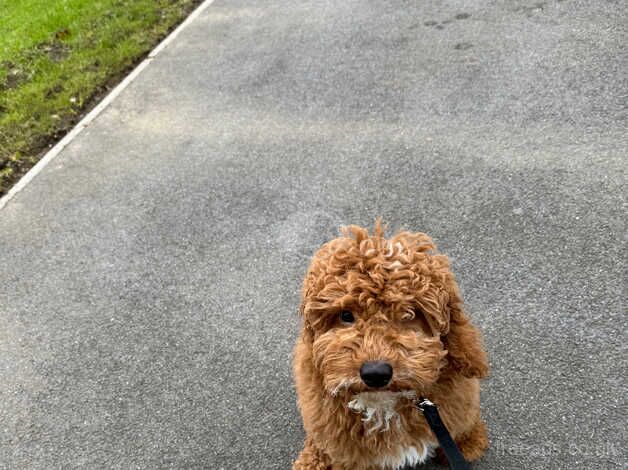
[0,0,216,212]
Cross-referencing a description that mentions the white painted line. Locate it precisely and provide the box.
[0,0,216,212]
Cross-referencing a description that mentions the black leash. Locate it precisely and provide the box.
[416,398,471,470]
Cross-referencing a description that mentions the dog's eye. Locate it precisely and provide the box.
[401,311,415,321]
[339,311,355,324]
[403,308,426,321]
[404,309,431,333]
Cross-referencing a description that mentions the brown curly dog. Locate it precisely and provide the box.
[293,222,489,469]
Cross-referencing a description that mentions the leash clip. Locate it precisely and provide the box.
[416,397,435,412]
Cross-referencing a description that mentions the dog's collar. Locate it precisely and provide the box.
[416,398,471,470]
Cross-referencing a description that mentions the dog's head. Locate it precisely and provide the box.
[299,222,488,399]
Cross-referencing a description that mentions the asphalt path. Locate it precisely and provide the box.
[0,1,626,469]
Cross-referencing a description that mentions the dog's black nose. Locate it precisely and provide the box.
[360,361,393,388]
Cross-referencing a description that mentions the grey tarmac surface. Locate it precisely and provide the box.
[0,1,626,469]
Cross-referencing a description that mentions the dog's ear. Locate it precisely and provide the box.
[443,281,489,379]
[298,284,315,343]
[299,308,315,344]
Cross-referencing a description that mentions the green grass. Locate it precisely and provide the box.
[0,0,202,195]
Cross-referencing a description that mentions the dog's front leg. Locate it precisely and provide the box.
[293,436,332,470]
[455,419,489,462]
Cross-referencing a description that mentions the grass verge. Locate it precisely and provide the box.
[0,0,203,196]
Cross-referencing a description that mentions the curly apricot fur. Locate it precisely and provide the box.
[293,222,489,469]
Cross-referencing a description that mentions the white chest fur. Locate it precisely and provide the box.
[376,442,437,469]
[347,391,437,468]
